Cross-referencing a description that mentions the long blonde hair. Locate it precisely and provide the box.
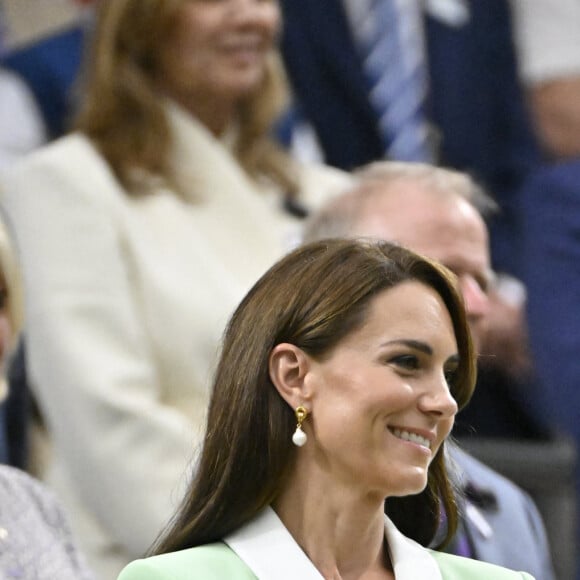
[75,0,299,196]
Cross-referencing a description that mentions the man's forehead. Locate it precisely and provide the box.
[353,183,490,266]
[356,184,468,239]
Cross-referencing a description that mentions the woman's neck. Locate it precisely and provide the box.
[273,481,393,580]
[165,90,236,138]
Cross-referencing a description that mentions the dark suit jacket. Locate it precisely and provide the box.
[520,160,580,580]
[521,160,580,446]
[449,446,555,580]
[279,0,540,273]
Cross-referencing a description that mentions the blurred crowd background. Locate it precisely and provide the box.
[0,0,578,579]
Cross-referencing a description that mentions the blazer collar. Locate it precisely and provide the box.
[423,0,470,27]
[224,506,442,580]
[162,99,260,205]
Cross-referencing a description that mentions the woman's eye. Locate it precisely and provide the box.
[390,355,419,371]
[444,366,459,387]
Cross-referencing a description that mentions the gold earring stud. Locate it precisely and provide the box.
[292,406,308,447]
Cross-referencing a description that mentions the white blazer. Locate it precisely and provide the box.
[0,101,349,579]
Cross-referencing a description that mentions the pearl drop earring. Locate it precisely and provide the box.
[292,406,308,447]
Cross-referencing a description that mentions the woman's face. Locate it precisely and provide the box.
[157,0,280,114]
[305,281,459,499]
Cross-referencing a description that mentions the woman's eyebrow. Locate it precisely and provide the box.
[380,339,433,355]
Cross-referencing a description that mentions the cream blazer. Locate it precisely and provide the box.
[0,102,349,579]
[118,507,534,579]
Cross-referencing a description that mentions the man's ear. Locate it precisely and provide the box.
[269,343,312,408]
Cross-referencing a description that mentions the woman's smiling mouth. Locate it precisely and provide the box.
[388,427,432,450]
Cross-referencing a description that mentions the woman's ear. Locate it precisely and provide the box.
[269,343,312,408]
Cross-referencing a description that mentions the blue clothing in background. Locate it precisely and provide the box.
[2,26,85,139]
[520,159,580,580]
[278,0,540,275]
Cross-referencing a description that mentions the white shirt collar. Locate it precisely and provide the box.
[342,0,470,31]
[424,0,470,27]
[224,506,442,580]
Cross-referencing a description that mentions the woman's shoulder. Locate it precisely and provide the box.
[1,130,123,194]
[5,132,98,172]
[1,132,124,206]
[429,550,535,579]
[118,543,256,580]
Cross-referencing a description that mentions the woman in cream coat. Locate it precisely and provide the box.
[0,1,348,578]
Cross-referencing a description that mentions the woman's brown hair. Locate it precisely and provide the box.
[75,0,299,195]
[153,238,476,554]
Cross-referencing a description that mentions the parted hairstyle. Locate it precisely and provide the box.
[153,238,477,554]
[75,0,298,195]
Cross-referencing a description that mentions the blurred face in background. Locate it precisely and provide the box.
[351,182,492,350]
[156,0,280,131]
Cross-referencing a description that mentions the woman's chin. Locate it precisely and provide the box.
[383,470,429,498]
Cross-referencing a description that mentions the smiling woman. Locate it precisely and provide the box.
[118,239,533,579]
[153,238,475,556]
[269,281,460,501]
[155,0,281,135]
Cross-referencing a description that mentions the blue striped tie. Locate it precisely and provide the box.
[353,0,433,162]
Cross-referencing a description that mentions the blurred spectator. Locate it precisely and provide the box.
[278,0,540,275]
[303,161,555,579]
[511,0,580,160]
[1,0,95,140]
[0,209,94,580]
[520,160,580,580]
[0,6,42,469]
[465,271,548,441]
[0,0,347,578]
[0,465,95,579]
[0,68,47,169]
[304,161,549,440]
[511,4,580,576]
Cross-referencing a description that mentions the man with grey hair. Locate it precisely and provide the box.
[303,161,556,579]
[305,162,546,439]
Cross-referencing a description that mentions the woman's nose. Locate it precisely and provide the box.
[418,377,458,418]
[230,0,280,26]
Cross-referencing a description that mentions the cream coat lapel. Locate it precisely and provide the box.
[225,507,443,579]
[165,101,288,287]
